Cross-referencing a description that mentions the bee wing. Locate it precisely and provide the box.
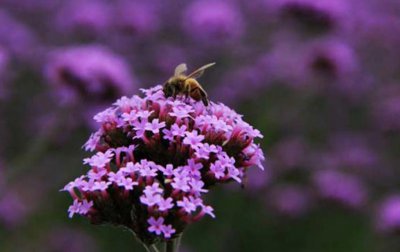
[186,62,216,79]
[174,63,188,77]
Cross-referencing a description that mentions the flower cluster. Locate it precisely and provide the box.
[62,85,264,244]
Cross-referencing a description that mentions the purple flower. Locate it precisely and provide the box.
[113,2,160,38]
[44,45,136,105]
[68,200,82,218]
[169,106,194,119]
[116,177,137,191]
[46,227,98,252]
[202,205,215,218]
[54,0,112,38]
[210,161,226,180]
[171,177,191,192]
[376,195,400,233]
[171,124,187,137]
[161,224,176,238]
[145,118,166,134]
[140,194,162,207]
[268,185,313,218]
[313,170,367,209]
[159,164,175,177]
[275,0,351,32]
[162,128,175,141]
[177,197,197,214]
[147,217,164,235]
[183,131,204,148]
[62,84,264,245]
[158,197,174,211]
[182,1,244,46]
[83,150,113,169]
[143,183,163,196]
[93,181,111,191]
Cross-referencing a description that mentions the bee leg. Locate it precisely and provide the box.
[184,85,191,102]
[171,86,177,99]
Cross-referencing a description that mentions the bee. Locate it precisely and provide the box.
[163,62,215,106]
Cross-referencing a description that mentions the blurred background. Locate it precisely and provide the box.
[1,0,400,251]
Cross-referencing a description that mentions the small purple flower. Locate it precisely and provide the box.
[169,106,194,119]
[162,128,175,141]
[116,177,137,191]
[171,177,191,192]
[140,194,162,207]
[159,164,174,177]
[133,119,148,139]
[171,124,187,138]
[121,110,139,124]
[210,161,225,180]
[144,183,163,196]
[83,150,113,169]
[158,197,174,211]
[183,131,204,148]
[147,217,164,235]
[145,118,166,134]
[177,197,197,214]
[68,200,82,218]
[93,181,111,191]
[139,165,158,178]
[79,200,94,215]
[136,110,154,121]
[202,205,215,218]
[161,224,176,238]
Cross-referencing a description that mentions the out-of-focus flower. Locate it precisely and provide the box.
[270,136,310,171]
[62,85,264,245]
[257,42,310,89]
[313,170,368,209]
[44,45,136,105]
[268,184,313,217]
[43,227,98,252]
[304,39,372,100]
[0,191,28,228]
[306,39,358,79]
[376,195,400,233]
[371,85,400,132]
[182,1,244,46]
[113,2,160,39]
[274,0,351,33]
[54,0,112,39]
[151,45,187,76]
[0,46,11,100]
[212,65,266,105]
[0,9,38,62]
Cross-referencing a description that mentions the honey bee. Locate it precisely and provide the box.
[163,62,215,106]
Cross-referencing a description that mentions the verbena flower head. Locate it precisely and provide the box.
[275,0,350,33]
[182,1,244,46]
[376,195,400,233]
[62,84,264,245]
[45,45,136,105]
[55,0,112,38]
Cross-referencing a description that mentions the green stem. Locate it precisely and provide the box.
[165,234,183,252]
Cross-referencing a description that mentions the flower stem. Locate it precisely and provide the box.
[165,234,182,252]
